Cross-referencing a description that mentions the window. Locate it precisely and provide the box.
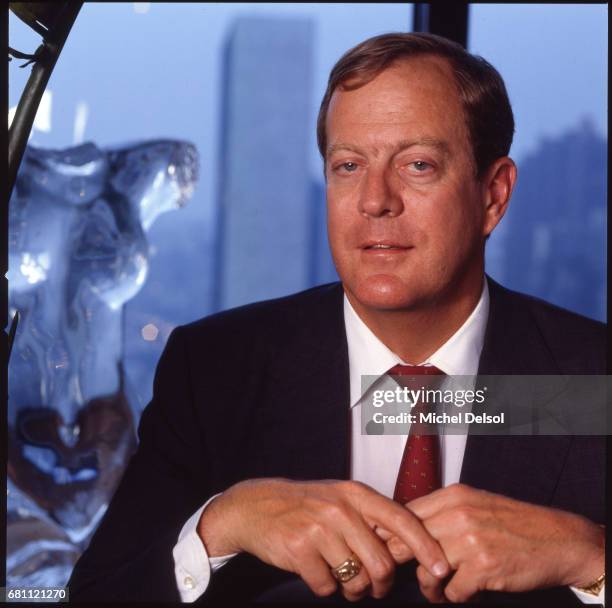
[470,3,607,322]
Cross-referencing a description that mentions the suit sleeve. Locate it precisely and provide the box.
[68,327,213,602]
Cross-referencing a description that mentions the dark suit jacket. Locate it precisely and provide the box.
[68,277,606,605]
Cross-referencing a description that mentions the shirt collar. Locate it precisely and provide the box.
[344,278,490,408]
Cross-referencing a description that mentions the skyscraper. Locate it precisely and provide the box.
[498,119,606,321]
[215,16,314,310]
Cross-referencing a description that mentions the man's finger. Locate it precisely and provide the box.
[373,527,414,563]
[361,492,450,579]
[336,518,397,598]
[416,512,467,571]
[314,529,373,600]
[416,563,447,603]
[386,535,414,563]
[373,526,393,541]
[443,566,482,604]
[294,551,339,598]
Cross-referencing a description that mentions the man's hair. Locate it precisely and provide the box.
[317,32,515,178]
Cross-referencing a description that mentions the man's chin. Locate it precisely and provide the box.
[343,277,427,313]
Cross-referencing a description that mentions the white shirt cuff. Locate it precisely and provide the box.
[570,584,605,605]
[173,493,239,602]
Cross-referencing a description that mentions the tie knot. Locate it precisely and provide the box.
[388,364,444,376]
[388,364,445,391]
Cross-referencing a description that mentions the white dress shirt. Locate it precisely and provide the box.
[172,279,603,604]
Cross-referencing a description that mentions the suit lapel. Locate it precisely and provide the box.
[460,277,572,506]
[261,284,351,481]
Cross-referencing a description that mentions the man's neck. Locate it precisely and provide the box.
[345,275,485,365]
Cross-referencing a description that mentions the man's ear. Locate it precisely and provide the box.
[481,157,517,238]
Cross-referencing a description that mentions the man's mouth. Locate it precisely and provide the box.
[362,241,412,251]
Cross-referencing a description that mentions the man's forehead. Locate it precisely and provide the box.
[327,57,462,121]
[325,55,468,156]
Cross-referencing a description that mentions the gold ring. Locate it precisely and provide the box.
[330,554,362,583]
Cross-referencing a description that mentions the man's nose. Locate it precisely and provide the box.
[358,168,403,218]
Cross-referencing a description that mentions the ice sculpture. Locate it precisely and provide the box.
[7,140,199,586]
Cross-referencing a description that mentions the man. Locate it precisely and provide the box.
[69,33,606,604]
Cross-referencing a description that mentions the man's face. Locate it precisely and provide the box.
[325,56,491,314]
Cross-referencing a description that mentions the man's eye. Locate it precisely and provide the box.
[339,162,358,172]
[410,160,432,172]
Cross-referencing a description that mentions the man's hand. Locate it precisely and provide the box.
[398,483,605,603]
[197,478,450,601]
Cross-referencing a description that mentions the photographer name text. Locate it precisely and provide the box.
[372,411,504,425]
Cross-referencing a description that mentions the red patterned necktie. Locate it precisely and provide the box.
[389,364,445,504]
